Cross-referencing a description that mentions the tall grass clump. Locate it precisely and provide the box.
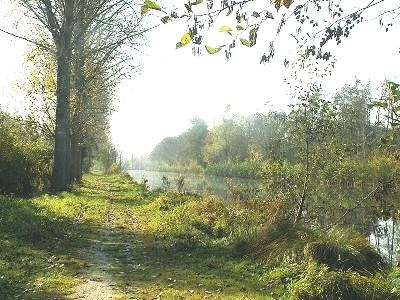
[287,262,398,299]
[243,220,386,273]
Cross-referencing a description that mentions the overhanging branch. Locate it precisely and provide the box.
[0,27,54,52]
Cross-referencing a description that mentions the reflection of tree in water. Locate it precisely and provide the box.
[161,176,170,188]
[174,175,185,192]
[370,218,400,263]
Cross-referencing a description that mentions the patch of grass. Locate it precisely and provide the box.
[0,195,86,298]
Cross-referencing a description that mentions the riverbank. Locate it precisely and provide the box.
[0,173,399,299]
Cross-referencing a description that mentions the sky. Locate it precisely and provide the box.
[0,1,400,157]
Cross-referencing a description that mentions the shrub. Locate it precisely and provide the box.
[0,110,52,196]
[189,196,232,238]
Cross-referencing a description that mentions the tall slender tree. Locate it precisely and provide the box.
[19,0,143,190]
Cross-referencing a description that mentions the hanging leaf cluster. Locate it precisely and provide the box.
[141,0,161,16]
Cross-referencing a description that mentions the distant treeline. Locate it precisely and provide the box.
[142,80,394,181]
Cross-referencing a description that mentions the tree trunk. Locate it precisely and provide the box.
[52,53,71,190]
[295,172,309,223]
[71,139,83,182]
[51,0,74,191]
[70,2,87,181]
[295,106,310,223]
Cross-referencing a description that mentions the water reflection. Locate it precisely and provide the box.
[128,169,259,199]
[370,218,400,263]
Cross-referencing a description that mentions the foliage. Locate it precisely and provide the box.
[205,159,262,178]
[148,160,205,174]
[260,160,305,200]
[304,227,386,273]
[0,109,52,196]
[241,218,385,273]
[142,0,399,70]
[287,85,340,167]
[150,136,184,163]
[287,262,397,300]
[148,110,287,178]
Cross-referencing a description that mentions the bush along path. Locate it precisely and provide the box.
[0,173,400,299]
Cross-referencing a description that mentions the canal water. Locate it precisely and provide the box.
[128,169,258,199]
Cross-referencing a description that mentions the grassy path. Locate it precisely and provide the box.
[1,173,399,299]
[0,174,271,299]
[66,175,144,299]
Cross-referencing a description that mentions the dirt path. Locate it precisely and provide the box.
[68,203,124,299]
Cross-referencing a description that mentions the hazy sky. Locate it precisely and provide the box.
[0,1,399,157]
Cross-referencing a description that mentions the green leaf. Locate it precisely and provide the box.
[176,42,184,49]
[161,16,171,24]
[236,25,244,31]
[141,5,149,16]
[240,38,251,47]
[219,25,233,33]
[205,45,222,54]
[252,11,260,18]
[180,32,192,45]
[145,0,161,11]
[195,0,204,4]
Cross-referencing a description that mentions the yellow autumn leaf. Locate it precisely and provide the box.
[219,25,233,33]
[180,32,191,45]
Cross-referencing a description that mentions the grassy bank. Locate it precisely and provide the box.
[0,173,399,299]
